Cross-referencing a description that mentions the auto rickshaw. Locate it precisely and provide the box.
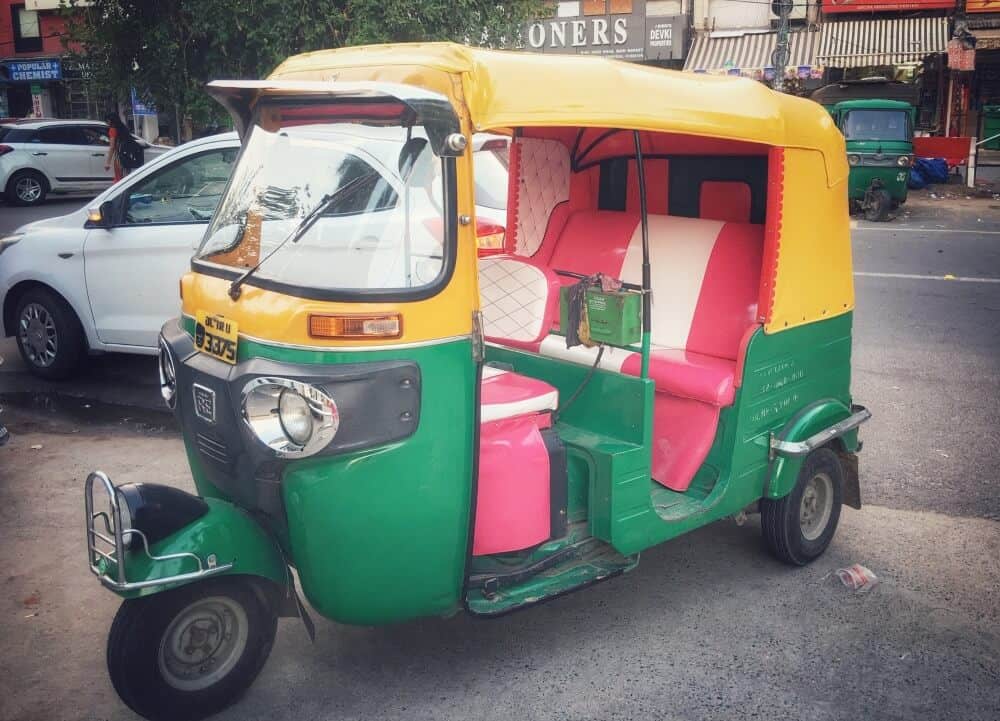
[812,81,917,221]
[84,43,871,721]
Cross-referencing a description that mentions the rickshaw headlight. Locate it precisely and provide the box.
[242,378,340,458]
[848,154,861,166]
[278,389,313,445]
[896,155,911,167]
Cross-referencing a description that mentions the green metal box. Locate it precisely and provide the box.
[559,286,642,347]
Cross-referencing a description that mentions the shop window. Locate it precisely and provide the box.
[12,4,43,54]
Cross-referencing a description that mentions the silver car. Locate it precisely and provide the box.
[0,118,169,206]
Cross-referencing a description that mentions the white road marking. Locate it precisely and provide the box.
[852,227,1000,235]
[854,271,1000,283]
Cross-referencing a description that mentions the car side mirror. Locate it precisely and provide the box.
[85,200,115,229]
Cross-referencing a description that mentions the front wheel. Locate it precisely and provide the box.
[863,188,892,222]
[107,578,278,721]
[761,447,844,566]
[5,169,48,206]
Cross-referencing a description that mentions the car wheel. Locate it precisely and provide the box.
[5,169,49,206]
[106,578,278,721]
[14,288,85,379]
[761,447,844,566]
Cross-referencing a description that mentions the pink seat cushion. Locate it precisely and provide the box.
[480,367,559,423]
[620,349,736,407]
[651,394,721,492]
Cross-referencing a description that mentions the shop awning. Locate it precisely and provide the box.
[683,30,821,77]
[817,17,949,69]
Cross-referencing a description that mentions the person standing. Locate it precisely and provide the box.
[104,112,132,182]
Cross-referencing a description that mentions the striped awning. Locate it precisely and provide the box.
[817,17,949,68]
[683,30,821,76]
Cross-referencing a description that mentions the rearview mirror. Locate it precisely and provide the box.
[85,200,114,229]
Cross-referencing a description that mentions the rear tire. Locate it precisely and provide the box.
[5,169,48,206]
[14,287,85,379]
[107,578,278,721]
[761,447,844,566]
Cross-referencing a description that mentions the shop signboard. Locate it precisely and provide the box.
[966,0,1000,12]
[823,0,953,12]
[131,88,157,117]
[7,59,62,82]
[524,4,649,61]
[645,17,688,61]
[948,39,975,71]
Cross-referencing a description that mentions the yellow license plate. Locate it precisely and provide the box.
[194,312,238,364]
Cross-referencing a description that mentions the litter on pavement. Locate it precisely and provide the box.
[835,564,879,593]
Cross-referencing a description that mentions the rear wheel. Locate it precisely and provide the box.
[761,447,844,566]
[5,169,48,206]
[107,578,278,721]
[14,287,85,379]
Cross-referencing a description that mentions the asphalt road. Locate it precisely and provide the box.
[1,191,999,721]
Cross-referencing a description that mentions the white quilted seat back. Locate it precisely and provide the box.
[513,138,570,257]
[479,256,553,343]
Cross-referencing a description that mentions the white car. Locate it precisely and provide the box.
[0,131,509,379]
[0,118,169,206]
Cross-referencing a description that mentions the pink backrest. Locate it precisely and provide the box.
[542,211,763,361]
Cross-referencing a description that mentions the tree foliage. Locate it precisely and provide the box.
[63,0,544,135]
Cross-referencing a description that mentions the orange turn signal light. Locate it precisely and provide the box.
[308,313,402,340]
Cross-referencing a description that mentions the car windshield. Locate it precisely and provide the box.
[843,110,910,142]
[196,103,449,294]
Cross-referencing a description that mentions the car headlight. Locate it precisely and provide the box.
[0,233,23,256]
[848,154,861,166]
[158,337,177,409]
[896,155,911,167]
[242,378,339,458]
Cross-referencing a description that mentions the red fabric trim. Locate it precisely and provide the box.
[530,201,572,267]
[759,147,784,325]
[620,349,736,407]
[547,210,638,278]
[626,159,668,215]
[650,394,721,492]
[686,222,763,360]
[733,323,760,389]
[699,181,751,223]
[505,136,522,254]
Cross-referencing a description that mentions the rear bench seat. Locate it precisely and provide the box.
[479,212,763,492]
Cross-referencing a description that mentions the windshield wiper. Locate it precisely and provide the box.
[228,171,378,300]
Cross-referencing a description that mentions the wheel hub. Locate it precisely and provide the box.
[799,471,834,541]
[15,177,42,203]
[18,303,57,367]
[157,596,249,692]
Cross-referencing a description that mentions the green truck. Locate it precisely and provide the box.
[812,81,917,222]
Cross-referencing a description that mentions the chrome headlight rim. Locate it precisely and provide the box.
[847,154,861,166]
[896,155,911,167]
[241,377,339,459]
[158,337,177,409]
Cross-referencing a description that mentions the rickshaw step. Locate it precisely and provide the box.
[466,537,638,617]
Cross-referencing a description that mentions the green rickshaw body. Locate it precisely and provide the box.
[825,99,916,206]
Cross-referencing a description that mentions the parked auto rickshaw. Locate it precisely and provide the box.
[812,82,917,221]
[85,43,871,721]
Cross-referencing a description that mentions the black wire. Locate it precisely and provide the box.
[553,346,605,425]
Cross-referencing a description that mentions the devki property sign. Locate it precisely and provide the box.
[523,3,687,62]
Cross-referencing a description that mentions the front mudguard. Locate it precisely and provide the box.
[86,474,289,603]
[765,400,870,508]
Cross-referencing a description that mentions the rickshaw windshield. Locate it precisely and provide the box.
[195,103,450,296]
[842,109,910,142]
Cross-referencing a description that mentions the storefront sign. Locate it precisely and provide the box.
[7,59,62,82]
[131,88,157,117]
[524,6,647,60]
[948,39,976,71]
[966,0,1000,12]
[645,17,688,61]
[823,0,953,12]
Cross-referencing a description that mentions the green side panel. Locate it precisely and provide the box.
[249,338,477,625]
[105,497,288,599]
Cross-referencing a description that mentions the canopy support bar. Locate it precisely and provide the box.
[633,130,651,379]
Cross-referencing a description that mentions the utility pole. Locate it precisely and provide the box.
[771,0,793,92]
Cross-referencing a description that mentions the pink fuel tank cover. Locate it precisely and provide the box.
[473,368,557,556]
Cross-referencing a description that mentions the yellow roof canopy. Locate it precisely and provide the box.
[268,42,846,185]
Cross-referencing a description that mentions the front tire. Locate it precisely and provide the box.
[864,188,892,222]
[5,169,48,206]
[14,287,85,379]
[107,578,278,721]
[761,447,844,566]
